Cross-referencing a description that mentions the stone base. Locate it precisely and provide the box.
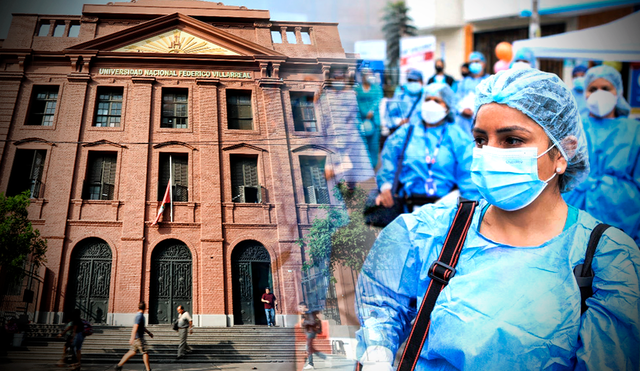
[278,314,299,328]
[109,312,147,326]
[194,314,231,327]
[38,312,64,324]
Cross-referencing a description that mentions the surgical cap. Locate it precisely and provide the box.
[406,69,423,82]
[572,65,588,77]
[584,65,631,117]
[424,82,457,122]
[475,68,589,192]
[469,51,486,63]
[512,47,536,68]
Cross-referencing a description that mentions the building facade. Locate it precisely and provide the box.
[0,0,373,329]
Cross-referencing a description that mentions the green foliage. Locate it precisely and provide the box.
[0,191,47,276]
[381,0,417,86]
[299,182,377,277]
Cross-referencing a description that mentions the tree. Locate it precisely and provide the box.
[299,182,377,278]
[0,191,47,278]
[381,0,417,87]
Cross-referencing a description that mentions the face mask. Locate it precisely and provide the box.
[435,66,444,73]
[366,76,376,84]
[587,89,617,118]
[573,77,585,92]
[469,62,483,75]
[511,61,531,70]
[471,145,557,211]
[461,72,470,78]
[421,100,448,124]
[405,82,422,95]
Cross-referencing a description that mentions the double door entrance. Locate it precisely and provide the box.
[232,242,272,325]
[149,240,192,324]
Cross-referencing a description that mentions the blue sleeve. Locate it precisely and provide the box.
[575,228,640,370]
[450,125,480,200]
[355,216,419,356]
[376,126,408,189]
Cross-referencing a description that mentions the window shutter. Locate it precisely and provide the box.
[101,154,117,200]
[159,155,171,201]
[172,155,188,202]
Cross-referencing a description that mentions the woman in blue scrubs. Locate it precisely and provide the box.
[356,68,640,370]
[564,65,640,246]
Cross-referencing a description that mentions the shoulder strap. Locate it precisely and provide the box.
[406,94,422,120]
[397,199,477,371]
[391,124,415,196]
[573,223,611,314]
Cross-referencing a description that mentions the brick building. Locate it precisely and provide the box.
[0,0,373,330]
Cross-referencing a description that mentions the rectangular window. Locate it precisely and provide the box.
[161,89,188,128]
[27,86,59,126]
[300,156,330,204]
[94,87,123,127]
[291,92,317,132]
[158,153,188,202]
[53,23,65,37]
[301,31,311,45]
[286,30,297,44]
[227,90,253,130]
[231,156,260,203]
[68,24,80,37]
[37,23,50,36]
[271,30,282,44]
[7,149,46,198]
[83,152,117,200]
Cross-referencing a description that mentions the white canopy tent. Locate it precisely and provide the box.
[513,11,640,62]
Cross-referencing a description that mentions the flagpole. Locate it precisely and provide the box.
[169,154,174,222]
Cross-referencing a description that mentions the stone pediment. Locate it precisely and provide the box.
[66,12,284,57]
[113,29,240,55]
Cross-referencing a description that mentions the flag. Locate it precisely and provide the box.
[152,179,171,226]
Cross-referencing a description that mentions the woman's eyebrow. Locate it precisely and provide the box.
[496,126,531,134]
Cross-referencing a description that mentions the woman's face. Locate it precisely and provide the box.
[585,77,617,100]
[473,103,565,182]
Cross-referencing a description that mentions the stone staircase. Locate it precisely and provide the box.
[2,324,334,366]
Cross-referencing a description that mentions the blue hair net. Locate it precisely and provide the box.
[475,68,589,192]
[406,69,423,82]
[584,65,631,117]
[469,51,486,63]
[512,47,536,68]
[424,82,457,122]
[572,65,588,77]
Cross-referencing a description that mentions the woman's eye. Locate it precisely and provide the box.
[505,137,523,145]
[474,137,486,147]
[588,87,598,93]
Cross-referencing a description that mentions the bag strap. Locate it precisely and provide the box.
[397,199,477,371]
[405,94,422,120]
[391,124,415,196]
[573,223,611,314]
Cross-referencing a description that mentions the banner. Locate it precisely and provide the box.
[399,35,436,84]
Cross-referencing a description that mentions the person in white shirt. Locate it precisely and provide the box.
[176,305,193,359]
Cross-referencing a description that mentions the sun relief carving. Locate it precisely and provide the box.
[114,29,240,55]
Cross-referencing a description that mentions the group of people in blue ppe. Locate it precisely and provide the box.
[564,64,640,246]
[455,51,490,133]
[355,67,640,370]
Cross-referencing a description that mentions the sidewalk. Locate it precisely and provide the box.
[0,357,356,371]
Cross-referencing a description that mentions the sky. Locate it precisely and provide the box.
[0,0,387,52]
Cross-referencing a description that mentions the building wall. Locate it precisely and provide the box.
[0,0,371,328]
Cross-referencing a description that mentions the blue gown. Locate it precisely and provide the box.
[355,82,384,168]
[386,86,424,130]
[564,115,640,245]
[355,198,640,370]
[571,88,588,117]
[376,115,479,201]
[455,74,490,133]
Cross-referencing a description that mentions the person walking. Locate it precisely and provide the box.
[176,305,193,359]
[261,287,277,327]
[299,302,328,370]
[115,302,154,371]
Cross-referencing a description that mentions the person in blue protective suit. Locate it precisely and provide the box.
[510,47,536,70]
[386,69,425,133]
[355,68,384,168]
[455,51,490,133]
[375,82,479,213]
[356,68,640,370]
[564,65,640,245]
[571,65,589,117]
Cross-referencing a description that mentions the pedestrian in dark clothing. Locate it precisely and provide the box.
[427,59,455,87]
[261,287,277,327]
[299,302,328,369]
[115,302,154,371]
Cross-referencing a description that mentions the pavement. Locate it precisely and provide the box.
[0,358,356,371]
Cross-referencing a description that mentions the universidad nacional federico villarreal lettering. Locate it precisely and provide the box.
[98,68,252,79]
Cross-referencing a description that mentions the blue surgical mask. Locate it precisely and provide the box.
[469,62,483,75]
[471,145,557,211]
[405,82,422,95]
[573,77,585,92]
